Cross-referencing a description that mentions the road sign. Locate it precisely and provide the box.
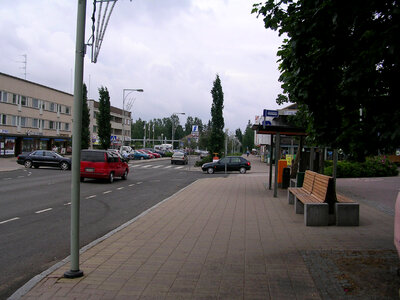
[263,109,279,117]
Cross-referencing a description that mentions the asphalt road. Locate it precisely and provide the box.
[0,157,208,299]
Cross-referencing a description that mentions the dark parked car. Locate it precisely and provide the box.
[202,156,251,174]
[17,150,71,170]
[80,149,129,183]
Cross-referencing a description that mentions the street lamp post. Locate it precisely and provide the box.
[171,112,185,149]
[122,88,143,146]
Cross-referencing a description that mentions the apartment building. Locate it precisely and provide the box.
[88,99,131,148]
[0,72,131,156]
[0,72,73,156]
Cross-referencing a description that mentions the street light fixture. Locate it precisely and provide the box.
[171,112,185,149]
[122,88,143,146]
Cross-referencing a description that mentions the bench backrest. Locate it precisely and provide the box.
[302,170,317,193]
[311,173,332,203]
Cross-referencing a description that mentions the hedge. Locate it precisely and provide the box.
[323,156,399,178]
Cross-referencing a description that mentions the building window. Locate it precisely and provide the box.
[11,116,17,126]
[93,125,97,133]
[65,123,70,131]
[32,98,40,108]
[0,114,6,125]
[12,94,17,104]
[50,102,55,112]
[32,118,39,128]
[41,120,45,129]
[0,91,7,103]
[20,117,26,127]
[49,121,55,129]
[21,96,27,106]
[65,106,70,114]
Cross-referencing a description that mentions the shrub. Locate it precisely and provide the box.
[194,155,213,167]
[323,156,399,178]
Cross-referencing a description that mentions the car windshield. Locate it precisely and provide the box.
[173,153,184,157]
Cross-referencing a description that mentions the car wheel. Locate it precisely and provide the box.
[207,167,214,174]
[140,157,144,160]
[24,160,32,168]
[122,169,128,180]
[109,172,114,183]
[80,177,84,182]
[239,167,246,174]
[60,161,69,170]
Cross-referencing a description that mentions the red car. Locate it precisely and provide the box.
[141,149,161,158]
[80,150,129,183]
[138,149,154,159]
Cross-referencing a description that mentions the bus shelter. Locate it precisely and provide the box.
[252,124,307,197]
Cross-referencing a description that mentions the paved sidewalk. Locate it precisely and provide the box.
[10,155,398,299]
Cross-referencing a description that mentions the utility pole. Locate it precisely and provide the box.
[64,0,86,279]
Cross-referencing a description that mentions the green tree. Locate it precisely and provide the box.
[235,128,243,152]
[81,83,91,149]
[209,74,225,155]
[131,118,145,139]
[184,116,194,135]
[242,120,254,152]
[96,86,111,149]
[253,0,400,161]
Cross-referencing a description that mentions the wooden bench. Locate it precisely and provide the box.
[335,193,359,226]
[287,171,316,205]
[288,170,335,226]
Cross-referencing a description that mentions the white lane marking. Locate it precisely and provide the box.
[17,176,25,178]
[141,165,152,168]
[64,202,71,206]
[152,165,162,168]
[175,166,184,169]
[128,184,135,187]
[103,190,112,194]
[35,208,53,214]
[4,178,12,180]
[86,195,96,199]
[117,187,124,190]
[164,165,172,169]
[136,181,143,184]
[0,217,20,225]
[27,172,32,176]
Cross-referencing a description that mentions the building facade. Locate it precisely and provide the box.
[0,72,73,156]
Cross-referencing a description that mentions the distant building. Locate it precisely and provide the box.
[0,72,73,156]
[0,72,130,156]
[87,99,131,148]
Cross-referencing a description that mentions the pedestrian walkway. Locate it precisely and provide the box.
[10,155,398,299]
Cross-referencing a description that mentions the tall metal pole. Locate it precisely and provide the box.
[64,0,86,279]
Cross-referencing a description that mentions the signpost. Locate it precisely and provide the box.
[263,109,279,117]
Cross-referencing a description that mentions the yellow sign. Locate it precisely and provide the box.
[286,155,293,166]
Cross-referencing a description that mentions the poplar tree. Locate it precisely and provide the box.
[81,83,91,149]
[97,86,111,150]
[209,74,225,155]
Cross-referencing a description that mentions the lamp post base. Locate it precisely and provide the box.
[64,269,84,278]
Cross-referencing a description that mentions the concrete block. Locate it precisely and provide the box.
[335,203,359,226]
[288,190,294,205]
[304,203,329,226]
[295,197,304,214]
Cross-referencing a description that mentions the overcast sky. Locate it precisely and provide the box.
[0,0,284,132]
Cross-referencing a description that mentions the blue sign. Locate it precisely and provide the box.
[263,109,279,117]
[110,135,117,141]
[263,121,272,126]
